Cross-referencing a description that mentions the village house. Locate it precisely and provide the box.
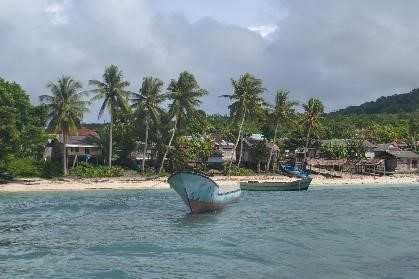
[241,134,280,171]
[207,140,236,168]
[44,128,101,166]
[129,141,154,167]
[372,144,419,173]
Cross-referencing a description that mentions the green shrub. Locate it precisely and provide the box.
[4,157,40,177]
[224,165,255,176]
[69,163,124,178]
[39,160,63,178]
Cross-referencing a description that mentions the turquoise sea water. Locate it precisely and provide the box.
[1,185,419,278]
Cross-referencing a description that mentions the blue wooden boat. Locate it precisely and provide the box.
[168,171,241,214]
[281,164,310,178]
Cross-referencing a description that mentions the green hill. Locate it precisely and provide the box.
[332,88,419,115]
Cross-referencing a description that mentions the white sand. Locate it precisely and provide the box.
[0,174,418,192]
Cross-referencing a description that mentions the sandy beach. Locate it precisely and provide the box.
[0,173,418,192]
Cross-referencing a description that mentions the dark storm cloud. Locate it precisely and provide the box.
[1,0,419,121]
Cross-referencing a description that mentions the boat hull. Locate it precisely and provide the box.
[281,164,310,178]
[240,178,312,191]
[168,171,241,214]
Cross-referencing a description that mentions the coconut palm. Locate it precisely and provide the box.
[159,71,207,173]
[302,98,324,159]
[222,73,265,168]
[40,76,89,175]
[88,65,130,167]
[266,89,298,171]
[408,115,419,152]
[131,76,165,173]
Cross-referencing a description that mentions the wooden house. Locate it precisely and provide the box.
[241,134,280,171]
[207,140,236,168]
[45,129,101,166]
[373,145,419,173]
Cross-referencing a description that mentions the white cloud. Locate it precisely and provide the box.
[2,0,419,121]
[45,2,68,24]
[248,24,278,38]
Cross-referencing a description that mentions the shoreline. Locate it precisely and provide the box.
[0,174,418,192]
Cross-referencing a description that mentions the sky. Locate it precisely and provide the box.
[1,0,419,122]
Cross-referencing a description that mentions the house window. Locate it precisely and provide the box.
[85,148,90,155]
[75,147,79,153]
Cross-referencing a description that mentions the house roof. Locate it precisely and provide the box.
[386,150,419,159]
[77,128,99,137]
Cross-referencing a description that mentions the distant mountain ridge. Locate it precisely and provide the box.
[332,88,419,115]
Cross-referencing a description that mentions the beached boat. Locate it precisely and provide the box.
[240,178,312,191]
[168,171,241,214]
[281,164,311,178]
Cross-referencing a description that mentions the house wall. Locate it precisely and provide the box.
[221,149,235,161]
[51,142,100,162]
[395,159,418,173]
[67,147,100,156]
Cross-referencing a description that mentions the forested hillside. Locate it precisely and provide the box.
[333,88,419,115]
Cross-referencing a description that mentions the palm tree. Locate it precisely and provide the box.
[40,76,89,175]
[302,98,324,159]
[222,73,265,168]
[131,76,165,173]
[266,89,298,171]
[159,71,207,173]
[408,115,419,152]
[88,65,130,167]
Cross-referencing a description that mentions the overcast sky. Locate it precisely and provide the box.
[1,0,419,122]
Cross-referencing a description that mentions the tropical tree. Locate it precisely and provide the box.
[39,76,89,175]
[131,76,165,173]
[408,115,419,152]
[302,98,324,159]
[222,73,265,168]
[0,78,48,163]
[159,71,207,173]
[88,65,130,167]
[266,89,297,171]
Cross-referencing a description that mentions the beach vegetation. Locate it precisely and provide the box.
[88,65,131,168]
[266,89,298,170]
[131,76,166,173]
[170,136,213,171]
[224,165,255,176]
[0,78,48,164]
[159,71,207,173]
[302,98,325,158]
[222,73,266,168]
[69,162,124,178]
[1,71,418,180]
[1,156,40,177]
[40,76,89,175]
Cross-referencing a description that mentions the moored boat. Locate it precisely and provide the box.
[281,164,311,178]
[168,171,241,214]
[240,177,312,191]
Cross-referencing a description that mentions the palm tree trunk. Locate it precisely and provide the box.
[159,118,177,174]
[238,138,244,167]
[230,109,246,170]
[63,131,68,175]
[142,118,149,173]
[304,126,312,161]
[109,113,113,167]
[266,122,279,172]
